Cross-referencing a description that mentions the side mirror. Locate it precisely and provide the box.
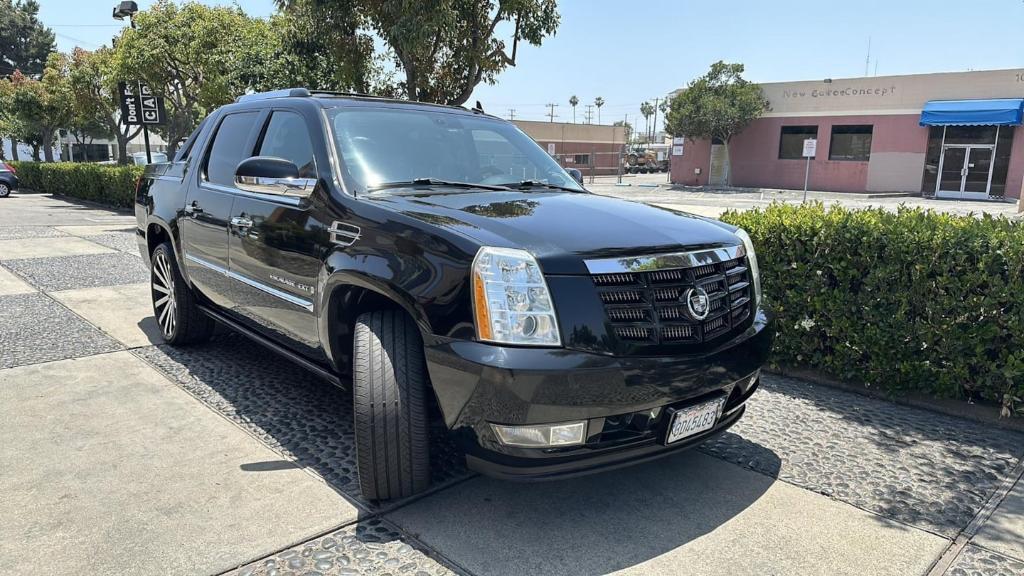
[234,156,315,197]
[566,167,584,185]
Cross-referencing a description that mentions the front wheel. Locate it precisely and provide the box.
[353,310,431,500]
[0,183,10,198]
[150,242,214,345]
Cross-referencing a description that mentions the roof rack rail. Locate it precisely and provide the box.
[236,88,310,103]
[307,90,387,100]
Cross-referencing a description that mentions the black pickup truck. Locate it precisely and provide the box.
[135,88,772,500]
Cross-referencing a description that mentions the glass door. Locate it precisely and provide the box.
[936,147,967,198]
[962,146,994,200]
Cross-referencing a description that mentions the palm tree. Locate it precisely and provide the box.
[594,97,605,124]
[569,95,579,123]
[640,101,654,143]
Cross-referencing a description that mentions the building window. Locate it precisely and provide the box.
[573,154,590,165]
[829,125,873,161]
[779,126,818,159]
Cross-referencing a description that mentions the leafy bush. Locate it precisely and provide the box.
[722,203,1024,415]
[9,161,143,209]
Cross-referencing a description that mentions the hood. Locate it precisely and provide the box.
[369,190,742,275]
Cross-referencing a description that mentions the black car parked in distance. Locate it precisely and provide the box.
[0,162,18,198]
[135,88,773,500]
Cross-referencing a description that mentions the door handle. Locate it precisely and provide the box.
[231,216,254,228]
[184,202,203,216]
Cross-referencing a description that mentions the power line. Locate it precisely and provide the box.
[545,103,558,122]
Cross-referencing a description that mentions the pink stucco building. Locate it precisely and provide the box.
[670,69,1024,201]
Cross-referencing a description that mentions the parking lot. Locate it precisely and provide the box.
[587,173,1023,219]
[2,191,1023,575]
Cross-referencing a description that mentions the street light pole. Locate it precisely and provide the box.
[112,2,150,164]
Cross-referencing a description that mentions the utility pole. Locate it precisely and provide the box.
[545,103,558,122]
[584,105,594,124]
[865,36,871,77]
[507,108,516,121]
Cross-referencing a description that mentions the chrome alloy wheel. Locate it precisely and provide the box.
[0,183,9,198]
[151,252,177,338]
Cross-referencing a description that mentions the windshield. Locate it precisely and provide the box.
[328,106,584,193]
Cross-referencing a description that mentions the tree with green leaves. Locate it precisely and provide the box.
[664,61,768,184]
[277,0,561,105]
[594,96,604,124]
[65,47,141,164]
[569,95,579,123]
[612,119,632,142]
[110,1,284,157]
[7,55,73,162]
[1,0,55,158]
[0,0,55,78]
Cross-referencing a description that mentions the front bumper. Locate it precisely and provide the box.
[424,309,772,480]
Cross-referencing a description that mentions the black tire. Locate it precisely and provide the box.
[353,310,431,500]
[0,183,10,198]
[150,242,214,345]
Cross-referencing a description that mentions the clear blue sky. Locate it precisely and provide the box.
[42,0,1024,128]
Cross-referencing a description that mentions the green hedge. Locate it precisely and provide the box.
[722,203,1024,415]
[10,161,143,209]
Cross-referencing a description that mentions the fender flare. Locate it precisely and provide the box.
[317,267,433,373]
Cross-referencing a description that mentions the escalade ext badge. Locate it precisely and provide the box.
[136,89,772,501]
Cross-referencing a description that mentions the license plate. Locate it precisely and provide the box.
[665,398,725,445]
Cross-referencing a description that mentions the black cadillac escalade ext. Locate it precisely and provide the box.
[135,88,772,500]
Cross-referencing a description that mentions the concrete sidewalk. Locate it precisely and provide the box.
[1,192,1022,576]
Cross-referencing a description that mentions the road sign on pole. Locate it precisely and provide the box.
[117,81,166,164]
[802,138,817,202]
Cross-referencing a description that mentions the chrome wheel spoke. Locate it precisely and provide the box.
[152,282,169,295]
[154,294,170,309]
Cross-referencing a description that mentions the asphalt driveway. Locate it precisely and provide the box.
[1,192,1022,576]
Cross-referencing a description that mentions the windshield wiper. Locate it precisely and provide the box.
[366,178,512,193]
[496,180,584,193]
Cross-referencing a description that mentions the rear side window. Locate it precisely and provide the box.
[203,111,258,187]
[174,117,208,162]
[257,111,317,178]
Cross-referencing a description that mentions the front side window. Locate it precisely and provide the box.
[256,111,317,178]
[328,107,583,193]
[829,125,873,161]
[203,111,259,187]
[779,125,818,159]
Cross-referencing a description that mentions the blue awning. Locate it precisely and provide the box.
[920,99,1024,126]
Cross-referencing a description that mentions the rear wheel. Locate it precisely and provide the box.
[353,309,431,500]
[0,183,9,198]
[150,242,214,345]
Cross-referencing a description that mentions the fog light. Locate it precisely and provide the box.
[492,421,587,447]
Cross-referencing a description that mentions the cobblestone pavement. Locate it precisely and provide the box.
[2,194,1023,576]
[947,545,1024,576]
[0,291,122,368]
[701,374,1024,537]
[233,518,456,576]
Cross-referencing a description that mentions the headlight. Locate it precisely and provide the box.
[472,246,561,346]
[734,229,762,307]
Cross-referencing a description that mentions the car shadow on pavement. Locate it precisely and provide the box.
[132,332,469,510]
[387,447,782,576]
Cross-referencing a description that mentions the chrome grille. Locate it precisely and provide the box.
[591,254,755,350]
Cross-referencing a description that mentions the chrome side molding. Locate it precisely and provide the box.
[184,253,314,312]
